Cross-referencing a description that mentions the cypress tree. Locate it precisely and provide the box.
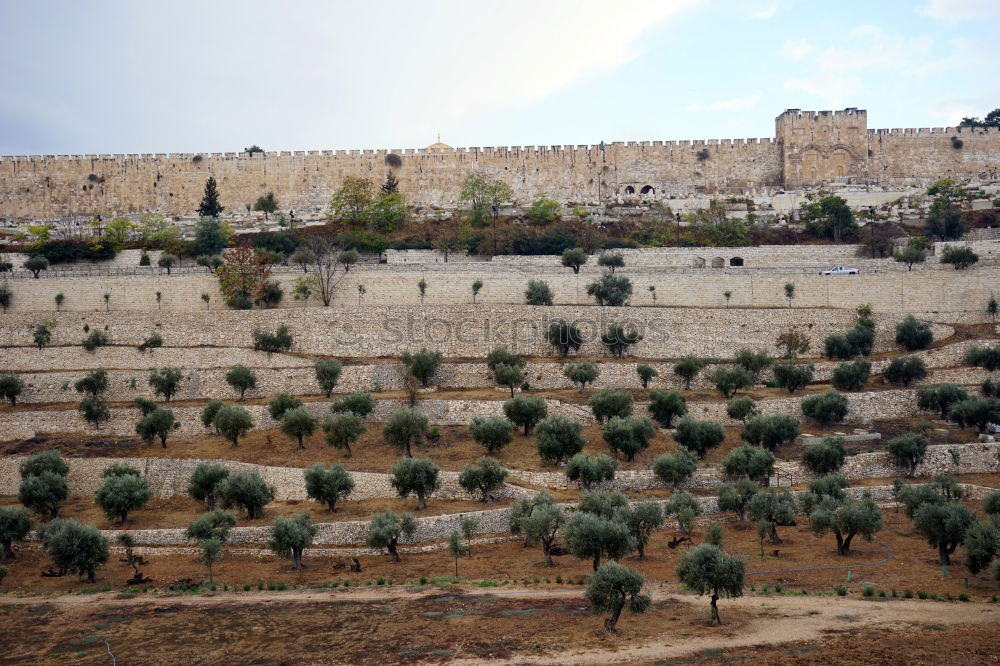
[198,176,224,218]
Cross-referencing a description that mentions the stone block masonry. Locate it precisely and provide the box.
[2,108,998,218]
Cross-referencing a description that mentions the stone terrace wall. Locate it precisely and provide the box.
[0,307,951,361]
[2,261,998,313]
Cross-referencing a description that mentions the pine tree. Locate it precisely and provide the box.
[198,176,224,218]
[381,172,399,195]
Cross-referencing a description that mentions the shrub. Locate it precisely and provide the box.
[383,408,428,457]
[772,362,814,393]
[884,356,928,387]
[801,437,847,476]
[401,348,442,387]
[565,361,600,391]
[254,280,284,308]
[722,444,775,483]
[504,396,547,435]
[586,273,632,306]
[535,414,586,464]
[547,319,583,358]
[40,519,109,583]
[673,417,725,459]
[458,457,508,502]
[469,415,515,455]
[886,433,929,476]
[217,470,276,518]
[725,397,757,423]
[524,280,554,306]
[589,389,633,423]
[646,389,687,428]
[895,315,933,351]
[81,330,109,353]
[776,328,811,359]
[741,414,800,452]
[831,359,871,391]
[225,365,257,400]
[252,325,293,355]
[566,453,618,489]
[137,332,164,353]
[673,356,704,389]
[653,447,698,489]
[709,366,752,399]
[801,390,848,426]
[602,416,655,461]
[314,359,343,397]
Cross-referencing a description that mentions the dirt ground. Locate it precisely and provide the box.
[0,586,996,665]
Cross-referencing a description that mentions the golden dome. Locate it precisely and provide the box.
[424,133,453,153]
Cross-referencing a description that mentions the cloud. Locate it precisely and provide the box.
[778,39,813,61]
[746,1,782,19]
[783,25,934,106]
[686,93,762,112]
[919,0,1000,23]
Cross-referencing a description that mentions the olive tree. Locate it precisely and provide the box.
[535,414,586,464]
[916,384,969,419]
[0,506,31,559]
[801,437,847,476]
[810,492,883,555]
[503,396,547,435]
[561,247,588,273]
[676,544,745,626]
[329,392,376,418]
[565,361,600,392]
[653,447,697,489]
[585,562,651,634]
[708,366,752,399]
[563,512,635,571]
[390,457,440,510]
[40,519,109,583]
[524,280,554,306]
[366,510,417,562]
[666,491,701,537]
[401,348,442,387]
[18,455,69,519]
[135,407,178,448]
[801,390,848,426]
[148,367,183,402]
[647,389,687,428]
[673,356,704,389]
[636,364,658,389]
[217,470,275,519]
[895,315,933,351]
[601,324,642,358]
[201,399,224,432]
[458,457,508,502]
[747,490,797,544]
[883,355,928,387]
[187,462,230,510]
[566,453,618,489]
[673,417,725,459]
[602,416,655,462]
[225,365,257,400]
[586,273,632,306]
[886,433,929,477]
[949,397,1000,433]
[493,363,524,397]
[617,501,664,560]
[469,415,515,455]
[597,252,625,273]
[268,392,303,420]
[589,389,633,423]
[323,411,366,457]
[508,491,563,566]
[281,406,318,450]
[304,463,354,512]
[913,502,977,565]
[269,512,318,569]
[383,408,428,457]
[213,404,254,448]
[547,319,583,358]
[831,359,871,391]
[741,414,800,452]
[185,510,237,543]
[314,359,343,397]
[772,362,814,393]
[734,349,773,384]
[94,471,151,525]
[717,479,758,522]
[0,374,23,406]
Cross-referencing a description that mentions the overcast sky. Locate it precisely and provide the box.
[1,0,997,155]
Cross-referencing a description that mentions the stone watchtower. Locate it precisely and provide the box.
[776,108,869,188]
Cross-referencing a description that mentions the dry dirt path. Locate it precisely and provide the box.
[0,585,995,665]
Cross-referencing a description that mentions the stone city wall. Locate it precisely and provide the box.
[2,259,999,314]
